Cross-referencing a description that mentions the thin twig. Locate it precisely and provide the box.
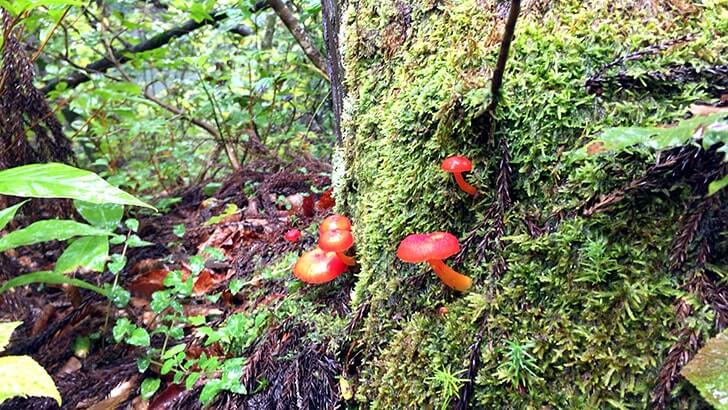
[486,0,521,115]
[30,6,71,63]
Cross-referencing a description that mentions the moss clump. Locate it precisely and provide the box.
[335,0,728,407]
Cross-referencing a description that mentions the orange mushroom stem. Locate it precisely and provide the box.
[453,173,476,196]
[427,259,472,292]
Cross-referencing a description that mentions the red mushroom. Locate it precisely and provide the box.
[319,214,352,233]
[284,228,302,243]
[441,156,476,196]
[396,232,472,291]
[293,247,347,284]
[319,229,356,266]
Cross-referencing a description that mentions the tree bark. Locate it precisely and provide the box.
[332,1,728,408]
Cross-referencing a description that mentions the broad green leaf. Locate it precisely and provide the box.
[199,379,223,405]
[0,322,22,352]
[112,318,134,343]
[682,329,728,409]
[0,220,110,252]
[127,328,150,347]
[0,355,61,405]
[162,344,186,360]
[140,378,160,401]
[0,201,28,232]
[74,200,123,230]
[582,114,728,157]
[0,163,153,209]
[54,236,109,273]
[0,271,108,297]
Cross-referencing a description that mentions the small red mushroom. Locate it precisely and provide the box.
[319,229,356,266]
[319,214,352,234]
[396,232,472,291]
[441,156,476,196]
[293,247,347,284]
[284,228,302,243]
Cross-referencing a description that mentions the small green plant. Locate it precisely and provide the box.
[426,365,469,410]
[113,249,270,405]
[494,340,542,390]
[0,322,61,405]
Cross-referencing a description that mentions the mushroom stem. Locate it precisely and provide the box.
[336,252,356,266]
[453,173,477,196]
[427,259,472,291]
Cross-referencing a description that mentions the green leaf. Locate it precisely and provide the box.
[709,175,728,196]
[199,379,223,405]
[172,224,186,238]
[113,318,134,343]
[0,163,154,209]
[74,200,123,230]
[0,220,110,252]
[137,356,151,373]
[140,378,160,401]
[204,203,238,226]
[0,271,108,297]
[0,201,29,232]
[682,329,728,409]
[186,372,201,390]
[127,328,150,347]
[107,254,127,274]
[0,322,22,352]
[0,355,61,405]
[160,359,175,375]
[162,344,186,360]
[125,218,139,232]
[126,234,153,248]
[54,236,109,273]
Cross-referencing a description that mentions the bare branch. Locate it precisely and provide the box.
[268,0,330,82]
[487,0,521,114]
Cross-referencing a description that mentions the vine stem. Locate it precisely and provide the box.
[103,230,132,335]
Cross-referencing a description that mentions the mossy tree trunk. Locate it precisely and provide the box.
[328,0,728,408]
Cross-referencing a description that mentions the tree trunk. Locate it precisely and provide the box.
[331,0,728,408]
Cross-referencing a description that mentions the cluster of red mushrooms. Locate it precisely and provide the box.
[289,155,476,292]
[291,215,356,284]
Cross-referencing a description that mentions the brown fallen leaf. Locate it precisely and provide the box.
[86,375,139,410]
[57,356,82,375]
[129,269,172,298]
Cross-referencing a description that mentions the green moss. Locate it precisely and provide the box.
[334,0,728,407]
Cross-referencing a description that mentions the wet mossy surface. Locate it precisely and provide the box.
[333,0,728,408]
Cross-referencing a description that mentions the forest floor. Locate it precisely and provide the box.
[0,156,347,409]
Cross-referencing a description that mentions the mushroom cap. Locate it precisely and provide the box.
[319,229,354,252]
[293,247,347,284]
[441,156,473,173]
[319,214,352,233]
[284,228,301,243]
[396,232,460,262]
